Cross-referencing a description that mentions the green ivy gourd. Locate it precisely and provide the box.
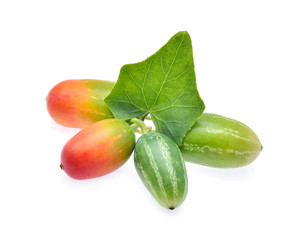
[134,132,188,210]
[180,113,262,168]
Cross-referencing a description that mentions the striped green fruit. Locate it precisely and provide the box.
[134,132,188,210]
[180,113,262,168]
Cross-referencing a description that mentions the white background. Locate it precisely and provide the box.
[1,0,304,239]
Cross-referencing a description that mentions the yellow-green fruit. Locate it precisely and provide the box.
[180,113,262,168]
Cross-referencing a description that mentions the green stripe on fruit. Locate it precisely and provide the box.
[134,132,188,210]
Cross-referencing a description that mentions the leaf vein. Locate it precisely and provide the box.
[152,114,176,140]
[141,59,153,109]
[123,68,143,90]
[150,32,186,109]
[166,64,191,83]
[122,87,146,111]
[151,79,193,112]
[152,105,202,113]
[160,50,167,76]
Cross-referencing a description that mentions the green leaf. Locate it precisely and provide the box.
[105,31,205,145]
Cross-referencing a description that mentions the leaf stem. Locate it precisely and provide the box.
[133,129,143,134]
[130,123,138,129]
[145,115,152,120]
[130,118,151,134]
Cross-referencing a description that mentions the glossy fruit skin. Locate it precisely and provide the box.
[61,119,135,180]
[47,79,114,129]
[180,113,262,168]
[134,132,188,210]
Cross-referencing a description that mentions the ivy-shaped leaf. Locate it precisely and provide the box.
[105,31,205,145]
